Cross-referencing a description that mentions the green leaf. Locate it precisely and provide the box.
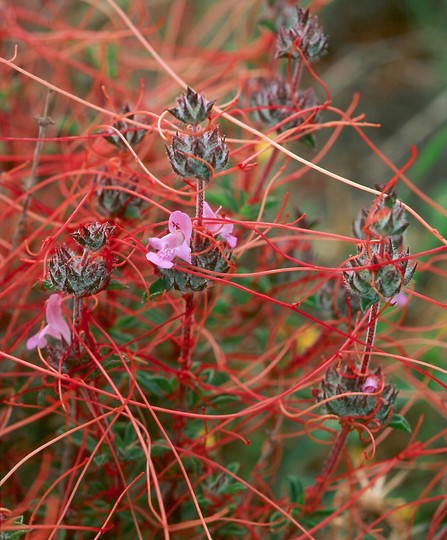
[3,516,28,539]
[389,413,412,433]
[301,294,318,309]
[105,279,127,290]
[106,44,118,79]
[40,279,55,291]
[226,462,240,475]
[150,278,168,299]
[360,296,377,312]
[136,372,178,398]
[299,133,317,149]
[258,19,277,32]
[287,475,304,505]
[209,393,241,405]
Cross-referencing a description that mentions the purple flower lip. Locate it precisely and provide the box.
[27,294,71,350]
[361,376,379,394]
[146,211,192,269]
[203,202,237,249]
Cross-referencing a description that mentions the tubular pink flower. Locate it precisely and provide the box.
[26,294,71,350]
[203,202,237,248]
[361,376,379,394]
[146,211,192,269]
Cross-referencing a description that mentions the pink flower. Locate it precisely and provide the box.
[393,291,409,307]
[146,211,192,269]
[203,202,237,248]
[26,294,71,350]
[361,376,379,394]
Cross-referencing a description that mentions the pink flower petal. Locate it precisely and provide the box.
[26,327,49,350]
[174,242,192,264]
[45,294,71,343]
[147,212,193,269]
[168,211,192,241]
[146,251,174,269]
[361,377,379,394]
[203,202,237,247]
[26,294,71,350]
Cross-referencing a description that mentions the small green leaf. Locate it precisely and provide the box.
[287,475,304,505]
[389,413,412,433]
[226,462,240,475]
[299,133,316,149]
[40,279,55,291]
[106,279,127,290]
[150,278,168,299]
[258,19,277,32]
[361,296,377,312]
[209,393,241,405]
[106,43,118,79]
[301,294,318,309]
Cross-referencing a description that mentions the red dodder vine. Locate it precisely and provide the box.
[1,1,446,539]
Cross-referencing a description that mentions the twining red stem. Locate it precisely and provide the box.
[178,293,195,371]
[306,425,350,512]
[249,147,279,203]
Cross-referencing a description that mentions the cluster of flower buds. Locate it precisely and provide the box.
[317,278,361,320]
[275,6,328,61]
[168,86,215,125]
[252,77,318,135]
[353,189,409,248]
[158,239,232,292]
[104,103,147,149]
[71,222,115,252]
[48,247,111,297]
[259,1,301,32]
[343,242,416,311]
[166,128,229,184]
[314,362,398,428]
[95,172,142,218]
[47,223,114,297]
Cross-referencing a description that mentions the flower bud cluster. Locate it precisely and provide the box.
[343,242,416,311]
[166,128,229,183]
[72,222,115,252]
[353,190,409,248]
[252,77,318,134]
[249,5,326,145]
[275,7,328,61]
[48,223,114,297]
[95,173,142,218]
[104,103,146,149]
[168,87,215,125]
[314,362,398,428]
[317,278,361,320]
[157,238,232,293]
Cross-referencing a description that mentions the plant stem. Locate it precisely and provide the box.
[307,303,380,511]
[12,89,54,249]
[306,425,350,511]
[360,301,379,374]
[72,296,83,358]
[193,178,205,255]
[178,177,203,370]
[178,293,195,371]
